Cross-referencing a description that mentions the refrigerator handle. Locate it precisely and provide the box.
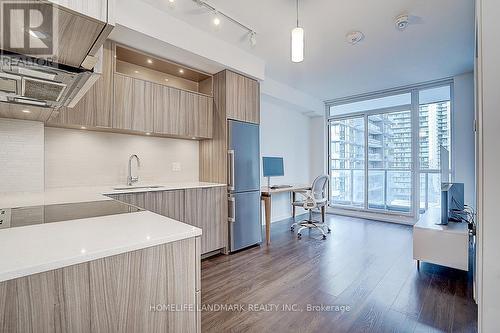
[228,196,236,223]
[227,150,235,191]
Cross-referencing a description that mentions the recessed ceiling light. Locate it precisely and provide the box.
[147,59,153,64]
[169,0,174,3]
[179,68,184,74]
[22,109,31,113]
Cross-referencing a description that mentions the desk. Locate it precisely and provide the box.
[413,208,469,271]
[261,184,311,245]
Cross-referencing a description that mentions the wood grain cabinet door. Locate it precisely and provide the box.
[113,75,154,133]
[153,85,185,136]
[184,187,226,254]
[89,239,197,333]
[0,1,106,68]
[0,263,91,333]
[47,41,114,128]
[225,71,260,124]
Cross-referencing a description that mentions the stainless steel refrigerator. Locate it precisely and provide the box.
[227,119,262,252]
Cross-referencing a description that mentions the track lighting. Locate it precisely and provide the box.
[213,12,221,26]
[191,0,256,48]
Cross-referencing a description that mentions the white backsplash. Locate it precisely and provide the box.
[0,119,44,193]
[44,127,199,188]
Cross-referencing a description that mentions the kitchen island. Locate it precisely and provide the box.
[0,182,225,333]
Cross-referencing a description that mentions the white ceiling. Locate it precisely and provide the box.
[144,0,474,101]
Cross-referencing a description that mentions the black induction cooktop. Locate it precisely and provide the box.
[0,200,143,230]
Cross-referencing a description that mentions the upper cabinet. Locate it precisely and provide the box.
[0,0,114,69]
[46,0,110,22]
[113,74,154,133]
[113,44,214,139]
[47,42,214,139]
[47,41,115,128]
[225,71,260,124]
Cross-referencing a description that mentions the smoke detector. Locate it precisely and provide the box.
[345,31,365,45]
[395,14,409,31]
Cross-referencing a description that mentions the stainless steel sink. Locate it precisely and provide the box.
[113,185,163,191]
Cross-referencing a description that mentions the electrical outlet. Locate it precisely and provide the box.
[172,162,181,172]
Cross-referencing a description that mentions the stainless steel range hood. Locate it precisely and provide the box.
[0,52,99,108]
[0,0,114,109]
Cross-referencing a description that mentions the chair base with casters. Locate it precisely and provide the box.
[290,174,331,240]
[291,209,331,240]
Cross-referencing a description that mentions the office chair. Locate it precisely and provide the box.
[290,174,331,240]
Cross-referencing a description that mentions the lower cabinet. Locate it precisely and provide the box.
[109,187,227,255]
[184,187,226,254]
[0,238,201,333]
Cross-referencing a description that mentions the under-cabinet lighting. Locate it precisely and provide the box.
[165,78,169,82]
[179,68,184,74]
[145,132,151,135]
[80,126,87,130]
[134,70,140,74]
[22,109,31,113]
[147,59,153,64]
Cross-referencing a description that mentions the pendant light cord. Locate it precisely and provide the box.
[296,0,299,27]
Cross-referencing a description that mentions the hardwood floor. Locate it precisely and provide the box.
[201,214,477,333]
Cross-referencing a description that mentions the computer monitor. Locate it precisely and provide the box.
[263,157,284,177]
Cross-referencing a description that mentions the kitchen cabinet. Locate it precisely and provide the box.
[47,41,115,128]
[0,238,201,333]
[89,238,199,332]
[0,0,112,69]
[225,71,260,124]
[113,75,154,133]
[153,84,213,139]
[0,262,91,332]
[184,187,226,254]
[108,186,227,255]
[47,0,109,22]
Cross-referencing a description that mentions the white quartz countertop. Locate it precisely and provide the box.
[0,182,226,208]
[0,211,202,282]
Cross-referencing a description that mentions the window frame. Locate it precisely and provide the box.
[325,79,454,221]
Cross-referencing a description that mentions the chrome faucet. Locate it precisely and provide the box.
[127,154,141,186]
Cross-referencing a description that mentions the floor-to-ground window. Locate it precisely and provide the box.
[419,86,451,212]
[327,82,452,219]
[368,110,412,213]
[330,117,365,208]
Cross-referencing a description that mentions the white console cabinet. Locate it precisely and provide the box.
[413,208,469,271]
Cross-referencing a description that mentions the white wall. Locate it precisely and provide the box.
[0,119,44,193]
[453,72,475,208]
[310,116,326,180]
[476,0,500,330]
[260,96,313,222]
[44,128,199,188]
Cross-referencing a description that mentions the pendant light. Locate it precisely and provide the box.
[291,0,304,63]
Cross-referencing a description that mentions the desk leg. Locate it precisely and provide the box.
[321,205,325,223]
[292,192,296,220]
[262,195,271,245]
